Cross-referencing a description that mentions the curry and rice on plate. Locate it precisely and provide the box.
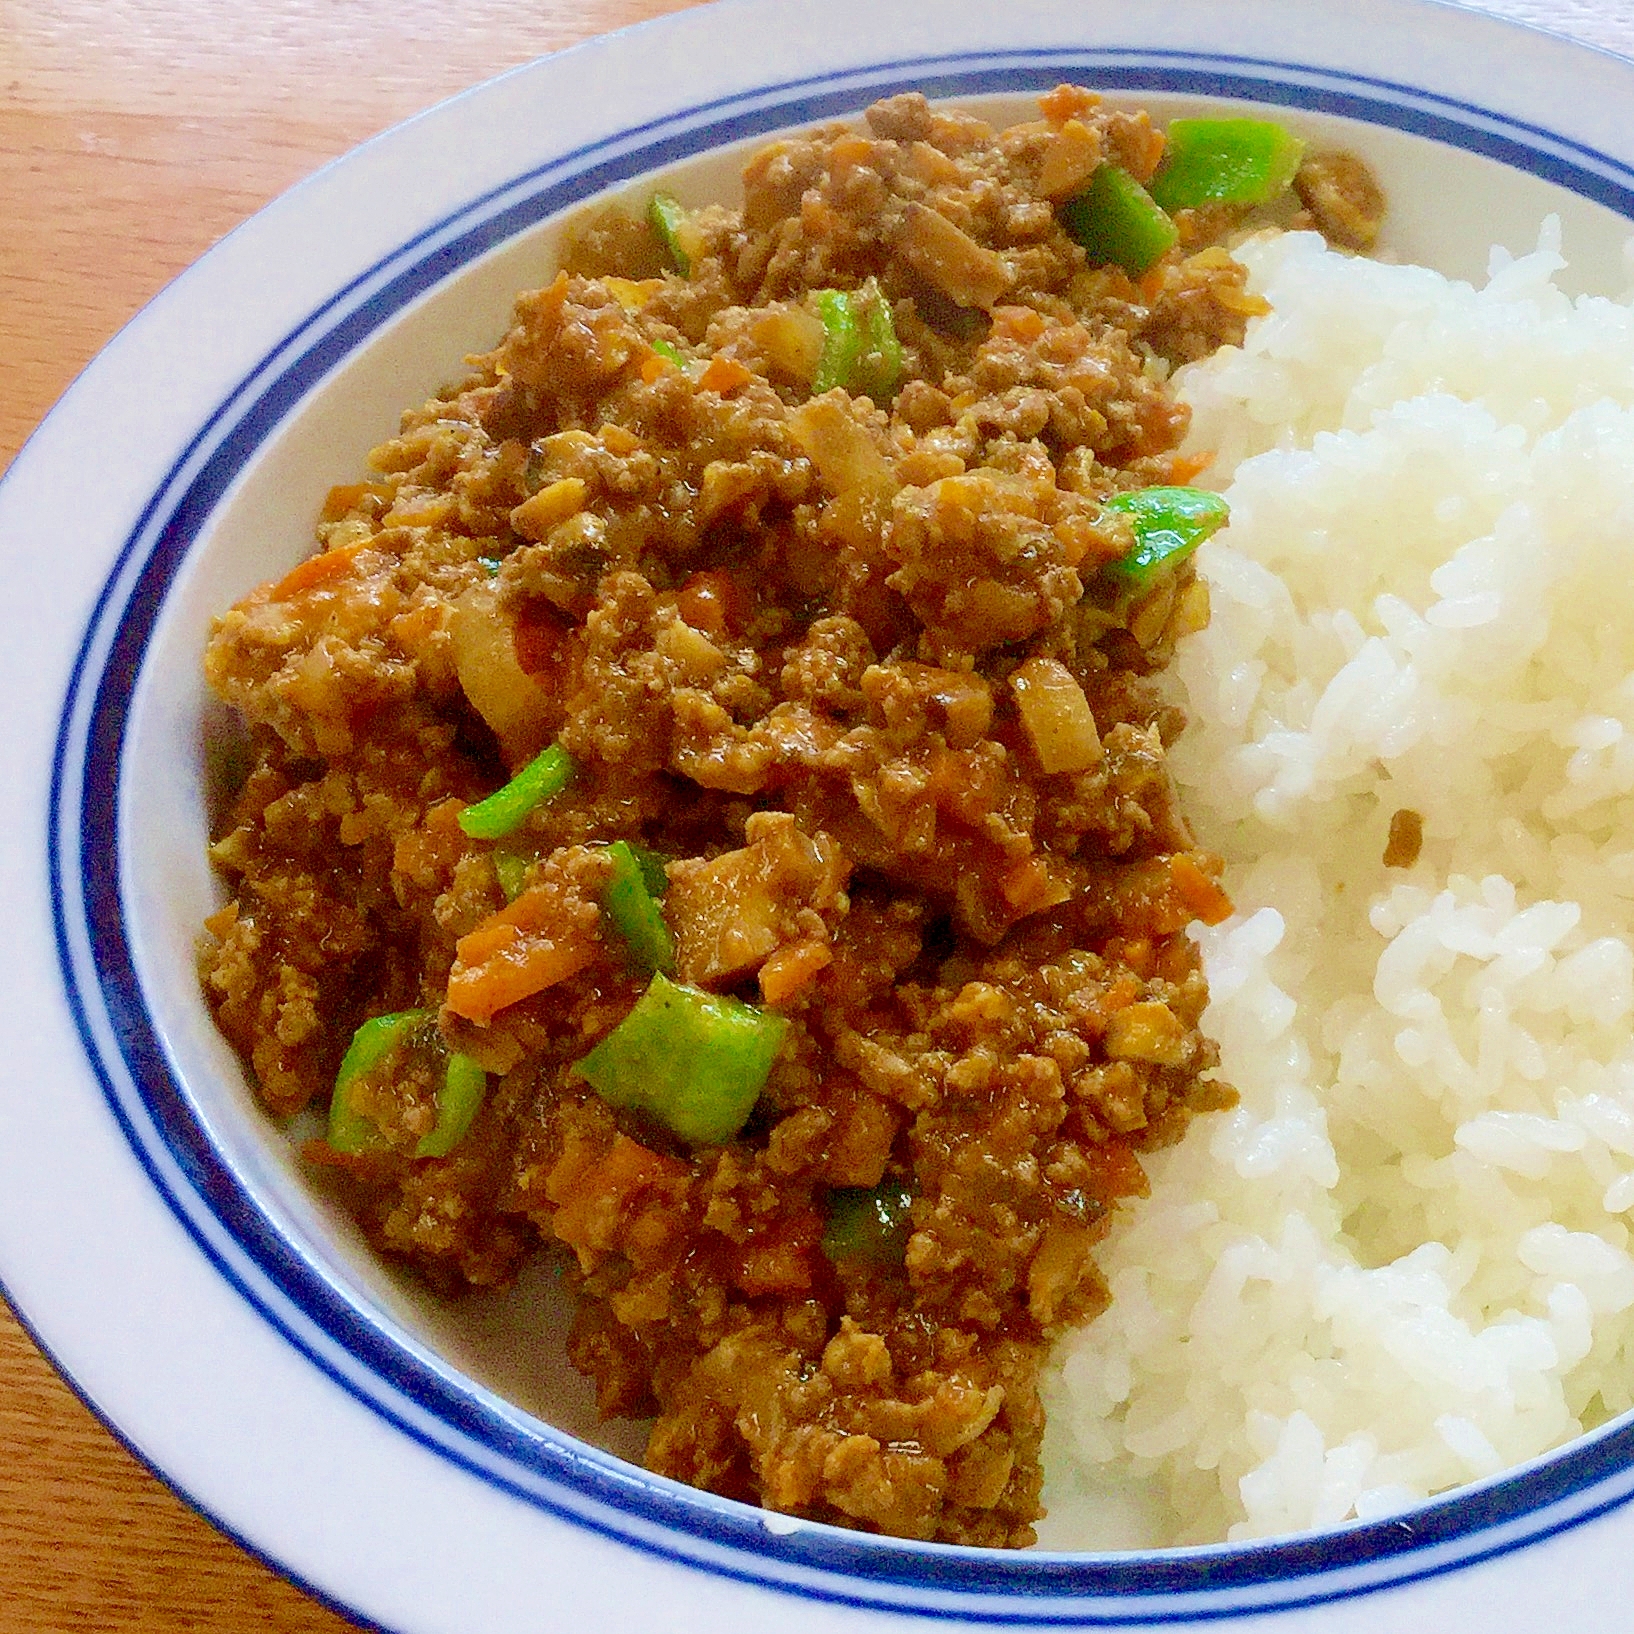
[197,84,1634,1549]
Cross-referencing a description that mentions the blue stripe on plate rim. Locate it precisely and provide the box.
[41,44,1634,1628]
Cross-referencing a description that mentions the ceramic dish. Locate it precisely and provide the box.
[11,0,1634,1627]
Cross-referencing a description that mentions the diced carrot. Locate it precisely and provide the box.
[1039,84,1099,124]
[1138,262,1169,304]
[1100,972,1141,1015]
[906,140,962,185]
[427,798,467,840]
[599,422,643,455]
[392,798,469,890]
[641,353,673,384]
[321,483,369,522]
[830,134,874,169]
[1170,852,1234,926]
[451,918,523,969]
[1167,449,1217,486]
[1106,936,1155,979]
[447,884,599,1022]
[320,481,390,522]
[999,854,1073,916]
[1122,119,1168,184]
[803,196,838,240]
[601,277,663,311]
[1105,1000,1189,1066]
[759,940,833,1006]
[677,569,748,638]
[698,354,755,395]
[267,539,369,601]
[601,1135,687,1194]
[387,499,453,528]
[926,745,1008,826]
[491,882,578,935]
[445,929,595,1023]
[622,1207,686,1268]
[203,901,239,941]
[992,305,1047,343]
[388,600,443,657]
[454,893,542,957]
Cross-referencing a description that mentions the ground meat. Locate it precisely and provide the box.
[199,87,1271,1549]
[1294,150,1387,252]
[1383,807,1424,868]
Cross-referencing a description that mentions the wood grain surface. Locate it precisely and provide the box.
[0,0,1629,1626]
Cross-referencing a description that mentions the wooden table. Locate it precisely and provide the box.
[1,0,1630,1625]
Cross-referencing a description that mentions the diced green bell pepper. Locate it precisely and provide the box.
[627,841,671,899]
[575,972,787,1146]
[416,1052,489,1158]
[602,840,675,974]
[1103,486,1230,587]
[492,850,531,902]
[458,744,574,840]
[330,1010,487,1160]
[852,281,903,401]
[1147,118,1305,213]
[1061,165,1178,278]
[821,1175,914,1266]
[328,1009,430,1154]
[650,337,690,372]
[811,289,859,395]
[811,280,902,402]
[647,192,693,277]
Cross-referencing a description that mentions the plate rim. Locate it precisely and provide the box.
[15,2,1634,1629]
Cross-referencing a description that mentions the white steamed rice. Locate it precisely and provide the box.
[1039,222,1634,1548]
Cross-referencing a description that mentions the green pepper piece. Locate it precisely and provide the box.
[1103,486,1230,587]
[416,1052,488,1158]
[822,1175,914,1266]
[575,972,787,1146]
[492,850,530,902]
[647,192,693,277]
[602,839,675,975]
[811,289,861,396]
[329,1009,430,1154]
[811,282,902,401]
[851,280,903,402]
[627,841,671,898]
[1061,164,1178,278]
[458,744,574,841]
[650,337,691,372]
[1148,118,1306,212]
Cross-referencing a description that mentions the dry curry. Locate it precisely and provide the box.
[201,88,1370,1545]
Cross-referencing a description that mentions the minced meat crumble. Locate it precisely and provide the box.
[197,86,1333,1547]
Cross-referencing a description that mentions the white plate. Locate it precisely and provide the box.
[11,0,1634,1627]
